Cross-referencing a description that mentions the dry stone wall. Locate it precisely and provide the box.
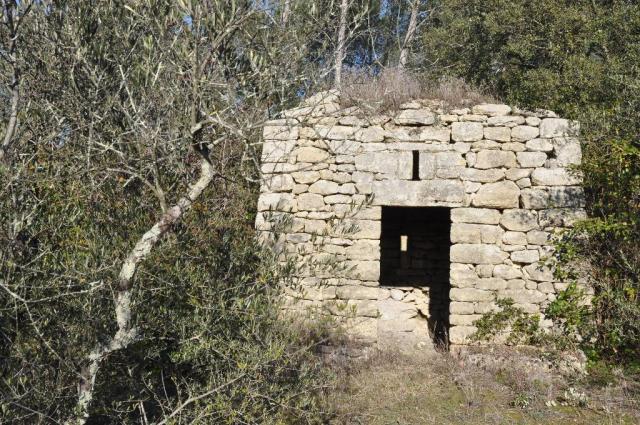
[256,90,585,348]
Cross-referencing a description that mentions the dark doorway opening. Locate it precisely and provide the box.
[380,207,451,346]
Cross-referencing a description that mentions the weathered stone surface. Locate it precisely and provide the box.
[297,193,324,210]
[313,125,356,140]
[373,180,465,206]
[517,152,547,168]
[494,264,523,279]
[531,168,581,186]
[523,264,554,282]
[452,122,484,142]
[394,109,436,125]
[553,137,582,166]
[526,138,554,152]
[510,250,540,264]
[549,186,586,208]
[460,168,505,183]
[527,230,550,245]
[451,208,501,224]
[511,125,539,142]
[450,288,494,301]
[262,174,295,192]
[336,285,381,300]
[503,231,527,245]
[483,126,511,142]
[520,188,549,209]
[472,104,512,116]
[500,209,538,231]
[296,146,330,163]
[451,244,509,264]
[261,140,297,162]
[473,278,506,291]
[354,151,412,179]
[450,302,475,314]
[264,125,299,140]
[475,150,516,169]
[472,181,520,208]
[345,240,380,260]
[356,126,385,143]
[308,179,339,195]
[498,289,546,304]
[487,116,525,126]
[540,118,578,138]
[539,208,587,227]
[258,193,295,211]
[451,224,504,244]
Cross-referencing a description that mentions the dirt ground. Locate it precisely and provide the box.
[327,347,640,425]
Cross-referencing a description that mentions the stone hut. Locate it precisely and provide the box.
[256,90,585,349]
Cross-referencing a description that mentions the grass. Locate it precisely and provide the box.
[327,347,639,425]
[340,68,496,114]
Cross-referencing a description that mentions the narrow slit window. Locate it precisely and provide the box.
[400,235,408,252]
[412,150,420,180]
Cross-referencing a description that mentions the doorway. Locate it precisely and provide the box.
[380,207,451,346]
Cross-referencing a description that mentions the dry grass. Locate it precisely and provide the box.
[327,347,639,425]
[340,68,496,113]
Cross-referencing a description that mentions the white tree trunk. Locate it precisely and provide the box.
[398,0,420,69]
[69,157,215,425]
[281,0,291,25]
[335,0,349,89]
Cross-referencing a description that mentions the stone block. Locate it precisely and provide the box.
[523,264,554,282]
[264,125,299,141]
[527,230,550,245]
[336,285,381,300]
[539,208,587,228]
[344,260,380,281]
[487,116,525,126]
[511,125,540,142]
[552,137,582,166]
[526,138,554,152]
[308,179,339,195]
[450,302,476,314]
[297,193,325,211]
[472,181,520,209]
[510,250,540,264]
[500,209,538,231]
[451,208,501,224]
[356,126,385,143]
[257,193,296,212]
[450,288,494,302]
[460,168,505,183]
[328,140,361,155]
[261,139,297,163]
[498,289,546,304]
[296,146,330,163]
[503,231,527,245]
[483,126,511,142]
[476,278,508,290]
[345,240,380,260]
[475,150,516,169]
[540,118,578,138]
[373,180,465,206]
[472,104,512,116]
[520,188,549,209]
[313,125,356,140]
[549,186,586,208]
[531,168,582,186]
[394,109,436,125]
[452,122,484,142]
[517,152,547,168]
[450,244,508,264]
[355,151,412,179]
[493,264,523,279]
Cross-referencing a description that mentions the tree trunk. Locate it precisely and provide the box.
[69,156,215,425]
[398,0,420,69]
[335,0,349,90]
[281,0,291,26]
